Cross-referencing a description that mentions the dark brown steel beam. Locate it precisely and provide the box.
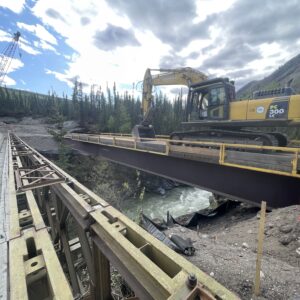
[66,139,300,208]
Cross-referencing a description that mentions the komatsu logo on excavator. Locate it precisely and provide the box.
[256,106,265,114]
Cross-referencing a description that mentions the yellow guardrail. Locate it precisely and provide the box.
[65,133,300,179]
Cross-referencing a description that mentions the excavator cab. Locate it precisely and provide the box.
[186,78,235,122]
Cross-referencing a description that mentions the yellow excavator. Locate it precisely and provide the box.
[133,67,300,146]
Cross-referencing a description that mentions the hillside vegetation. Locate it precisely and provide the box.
[0,81,185,134]
[237,54,300,99]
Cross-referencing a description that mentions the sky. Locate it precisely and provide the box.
[0,0,300,97]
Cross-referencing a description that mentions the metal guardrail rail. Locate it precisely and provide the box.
[8,133,239,300]
[65,133,300,179]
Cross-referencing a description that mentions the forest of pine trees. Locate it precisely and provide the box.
[0,80,186,134]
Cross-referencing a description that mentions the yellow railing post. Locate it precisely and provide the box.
[291,149,299,175]
[219,144,225,164]
[165,141,170,155]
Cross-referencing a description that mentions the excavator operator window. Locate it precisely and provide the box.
[210,86,225,106]
[198,85,226,119]
[190,92,201,120]
[189,85,227,120]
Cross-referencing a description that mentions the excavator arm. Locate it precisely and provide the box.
[132,67,207,138]
[141,68,207,126]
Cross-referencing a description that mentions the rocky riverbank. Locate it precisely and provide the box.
[166,203,300,299]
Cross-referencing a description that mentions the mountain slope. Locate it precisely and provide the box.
[237,54,300,99]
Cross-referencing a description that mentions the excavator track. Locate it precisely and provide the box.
[170,129,283,147]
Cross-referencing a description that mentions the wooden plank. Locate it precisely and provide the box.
[92,242,112,300]
[254,201,266,296]
[61,229,80,295]
[136,141,166,153]
[77,224,95,283]
[170,145,220,163]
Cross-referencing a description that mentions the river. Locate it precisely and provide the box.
[121,187,211,220]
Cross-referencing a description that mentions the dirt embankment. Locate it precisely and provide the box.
[1,117,178,208]
[0,117,61,154]
[166,204,300,300]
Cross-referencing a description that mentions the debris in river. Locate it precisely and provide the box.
[140,214,195,256]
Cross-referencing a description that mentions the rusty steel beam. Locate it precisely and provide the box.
[65,138,300,208]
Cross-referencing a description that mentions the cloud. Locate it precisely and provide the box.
[0,29,12,42]
[28,0,300,97]
[0,57,24,84]
[33,40,59,54]
[93,24,140,51]
[45,8,66,22]
[159,54,188,69]
[107,0,212,50]
[81,17,90,26]
[200,0,300,76]
[187,51,199,60]
[45,69,70,85]
[201,39,262,70]
[170,87,188,95]
[225,68,254,79]
[2,75,16,86]
[218,0,300,46]
[0,0,25,14]
[17,22,58,45]
[19,37,41,55]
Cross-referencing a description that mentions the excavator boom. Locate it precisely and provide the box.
[141,67,207,126]
[133,67,207,138]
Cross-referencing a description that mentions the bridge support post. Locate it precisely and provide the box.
[44,191,57,241]
[92,241,112,300]
[76,223,95,283]
[61,226,81,296]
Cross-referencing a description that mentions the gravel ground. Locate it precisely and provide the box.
[0,117,77,154]
[166,204,300,299]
